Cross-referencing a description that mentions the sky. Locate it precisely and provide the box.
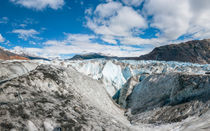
[0,0,210,58]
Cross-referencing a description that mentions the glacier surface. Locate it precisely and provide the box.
[0,59,210,131]
[1,59,209,97]
[66,59,210,96]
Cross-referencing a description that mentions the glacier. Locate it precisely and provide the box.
[0,59,210,131]
[0,60,39,83]
[66,59,210,96]
[1,59,209,97]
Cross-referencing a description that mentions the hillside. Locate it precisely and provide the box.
[70,53,117,60]
[138,39,210,64]
[0,47,29,60]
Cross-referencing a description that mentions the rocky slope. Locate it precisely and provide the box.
[138,39,210,64]
[0,48,29,60]
[0,64,133,131]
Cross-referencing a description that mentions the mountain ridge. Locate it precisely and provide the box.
[0,47,50,61]
[70,39,210,64]
[0,47,29,60]
[138,39,210,64]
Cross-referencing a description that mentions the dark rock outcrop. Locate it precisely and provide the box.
[138,39,210,64]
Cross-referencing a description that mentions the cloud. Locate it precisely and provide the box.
[0,34,5,42]
[143,0,192,40]
[10,0,64,10]
[44,40,66,46]
[143,0,210,41]
[12,18,38,28]
[86,0,210,48]
[187,0,210,39]
[101,36,117,44]
[0,34,10,45]
[13,46,43,56]
[120,37,167,46]
[86,1,148,46]
[0,17,9,24]
[12,29,40,41]
[8,0,210,59]
[85,8,93,15]
[44,34,97,46]
[94,1,122,18]
[66,34,96,43]
[87,2,147,37]
[122,0,143,7]
[13,33,152,58]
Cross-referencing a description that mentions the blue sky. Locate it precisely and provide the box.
[0,0,210,58]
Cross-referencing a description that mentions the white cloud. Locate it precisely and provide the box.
[0,17,9,24]
[0,34,5,42]
[94,1,122,18]
[86,0,210,48]
[108,6,147,36]
[87,1,147,46]
[122,0,143,7]
[143,0,192,40]
[13,33,152,58]
[120,37,167,46]
[12,29,40,41]
[10,0,64,10]
[88,2,147,37]
[101,36,117,44]
[143,0,210,41]
[66,34,96,43]
[13,46,43,56]
[187,0,210,39]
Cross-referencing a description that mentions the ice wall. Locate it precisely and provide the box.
[66,59,210,96]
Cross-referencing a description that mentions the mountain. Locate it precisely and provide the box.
[69,53,139,60]
[138,39,210,64]
[20,53,50,61]
[70,53,114,60]
[70,39,210,64]
[0,47,29,60]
